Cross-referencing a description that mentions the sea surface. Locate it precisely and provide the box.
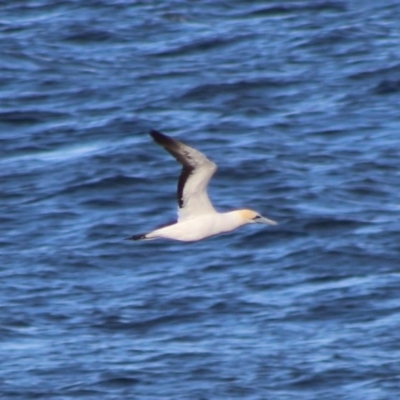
[1,1,400,399]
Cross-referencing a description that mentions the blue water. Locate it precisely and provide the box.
[1,1,400,399]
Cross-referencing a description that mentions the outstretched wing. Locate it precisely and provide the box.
[150,130,218,222]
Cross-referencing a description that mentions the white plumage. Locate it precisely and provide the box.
[128,130,276,242]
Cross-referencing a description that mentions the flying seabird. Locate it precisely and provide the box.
[128,130,276,242]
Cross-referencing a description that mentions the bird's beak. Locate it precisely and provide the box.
[257,216,277,225]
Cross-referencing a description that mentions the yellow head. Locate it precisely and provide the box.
[237,209,277,225]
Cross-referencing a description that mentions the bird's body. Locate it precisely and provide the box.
[135,211,254,242]
[128,130,276,242]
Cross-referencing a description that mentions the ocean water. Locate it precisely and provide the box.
[1,1,400,399]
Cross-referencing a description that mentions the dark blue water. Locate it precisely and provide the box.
[1,1,400,399]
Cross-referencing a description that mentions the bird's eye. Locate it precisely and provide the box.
[253,215,261,220]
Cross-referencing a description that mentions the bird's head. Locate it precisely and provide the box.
[238,209,277,225]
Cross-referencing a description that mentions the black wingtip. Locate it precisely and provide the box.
[149,129,173,146]
[149,129,164,139]
[125,234,146,241]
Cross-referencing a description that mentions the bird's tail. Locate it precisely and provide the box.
[125,233,154,241]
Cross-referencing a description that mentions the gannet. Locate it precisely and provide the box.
[128,130,276,242]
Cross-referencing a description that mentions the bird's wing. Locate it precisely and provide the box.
[150,130,217,222]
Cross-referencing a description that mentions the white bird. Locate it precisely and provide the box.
[128,130,276,242]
